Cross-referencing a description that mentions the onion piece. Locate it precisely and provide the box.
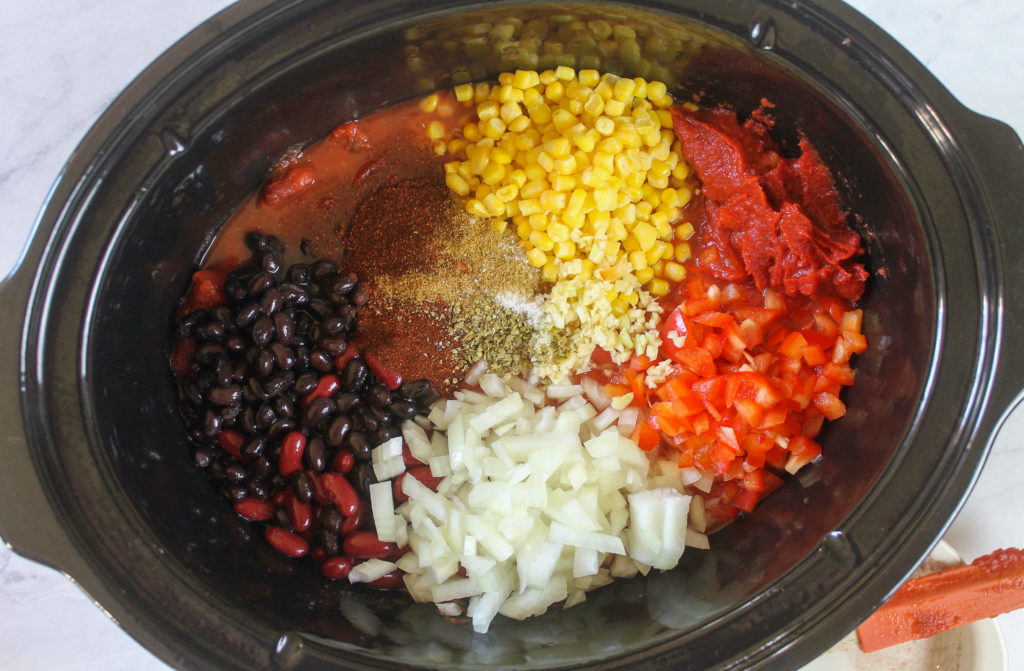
[349,559,397,584]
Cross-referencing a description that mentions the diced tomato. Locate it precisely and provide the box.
[591,347,615,366]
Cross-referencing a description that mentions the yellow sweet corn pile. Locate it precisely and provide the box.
[439,68,695,297]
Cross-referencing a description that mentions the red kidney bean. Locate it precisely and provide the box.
[301,373,341,409]
[321,472,359,517]
[217,429,245,460]
[367,569,404,589]
[320,555,354,580]
[233,497,275,521]
[284,491,313,532]
[340,500,366,536]
[332,449,355,475]
[362,351,403,390]
[279,430,306,476]
[343,531,396,559]
[311,547,327,563]
[265,527,308,557]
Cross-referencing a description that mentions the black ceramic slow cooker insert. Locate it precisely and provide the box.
[2,1,1023,669]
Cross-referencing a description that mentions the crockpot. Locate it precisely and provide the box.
[2,1,1023,669]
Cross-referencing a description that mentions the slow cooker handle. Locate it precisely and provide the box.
[964,112,1024,440]
[0,255,80,571]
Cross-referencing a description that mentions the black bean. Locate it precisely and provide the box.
[235,301,261,329]
[265,235,285,253]
[375,424,399,444]
[245,231,267,252]
[303,397,334,426]
[279,282,308,306]
[366,383,391,408]
[352,463,376,499]
[256,403,277,430]
[208,385,242,406]
[261,288,283,315]
[195,342,226,365]
[274,394,296,419]
[317,336,347,356]
[247,272,274,296]
[225,334,246,355]
[351,283,370,306]
[399,379,429,399]
[274,508,291,528]
[353,406,378,432]
[319,508,343,534]
[223,279,246,303]
[194,369,216,391]
[179,309,208,337]
[319,530,341,557]
[390,400,417,420]
[263,371,294,398]
[238,407,257,434]
[309,350,334,373]
[337,304,358,331]
[256,348,275,378]
[319,315,346,336]
[292,472,315,503]
[334,392,360,413]
[305,436,327,472]
[193,446,213,468]
[248,454,274,481]
[293,345,310,371]
[225,463,247,483]
[342,359,368,393]
[208,459,227,481]
[182,379,203,405]
[223,485,248,501]
[347,431,371,462]
[246,376,268,402]
[324,415,352,447]
[308,297,333,319]
[246,480,269,500]
[241,434,267,460]
[287,264,311,286]
[260,251,282,275]
[273,311,295,344]
[212,304,233,326]
[293,372,318,396]
[252,316,274,346]
[270,342,296,370]
[413,386,441,411]
[268,418,297,439]
[310,259,338,282]
[220,403,242,423]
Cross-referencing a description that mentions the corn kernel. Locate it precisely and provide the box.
[536,151,555,172]
[468,145,490,174]
[483,193,504,216]
[651,260,666,276]
[555,240,576,259]
[632,221,659,250]
[508,168,527,188]
[578,69,600,87]
[649,279,670,296]
[551,108,578,132]
[529,230,555,252]
[454,84,474,103]
[548,222,571,242]
[521,179,546,199]
[611,296,631,315]
[544,136,571,158]
[635,266,655,284]
[529,213,548,231]
[508,115,531,133]
[512,69,540,89]
[526,248,548,267]
[518,198,541,216]
[447,138,467,156]
[550,174,576,191]
[528,103,552,125]
[541,260,559,283]
[664,260,686,283]
[482,117,507,140]
[419,93,440,113]
[563,211,585,228]
[466,199,489,217]
[675,222,695,240]
[473,82,491,103]
[629,249,649,271]
[516,220,532,238]
[555,65,575,81]
[539,189,567,210]
[674,242,692,263]
[495,184,519,202]
[545,81,565,101]
[445,172,471,196]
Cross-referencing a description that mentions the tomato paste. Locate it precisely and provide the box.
[671,103,867,301]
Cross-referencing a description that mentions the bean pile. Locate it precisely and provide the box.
[175,232,440,582]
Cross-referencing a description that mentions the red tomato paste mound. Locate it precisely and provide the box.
[671,102,868,301]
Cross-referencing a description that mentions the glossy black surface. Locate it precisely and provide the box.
[1,1,1023,670]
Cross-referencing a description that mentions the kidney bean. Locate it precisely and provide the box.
[340,500,366,536]
[265,527,309,557]
[362,351,402,390]
[320,555,354,580]
[307,471,331,507]
[278,431,306,476]
[217,429,245,460]
[302,373,341,408]
[402,442,425,468]
[285,491,313,532]
[310,546,327,563]
[343,531,395,560]
[321,472,359,517]
[332,449,355,474]
[366,569,404,590]
[233,497,275,521]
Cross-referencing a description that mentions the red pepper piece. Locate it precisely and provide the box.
[321,472,360,517]
[362,351,403,390]
[278,431,306,477]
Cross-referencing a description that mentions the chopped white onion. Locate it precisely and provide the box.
[348,559,397,584]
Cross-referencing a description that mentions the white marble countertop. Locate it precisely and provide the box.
[1,1,1022,669]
